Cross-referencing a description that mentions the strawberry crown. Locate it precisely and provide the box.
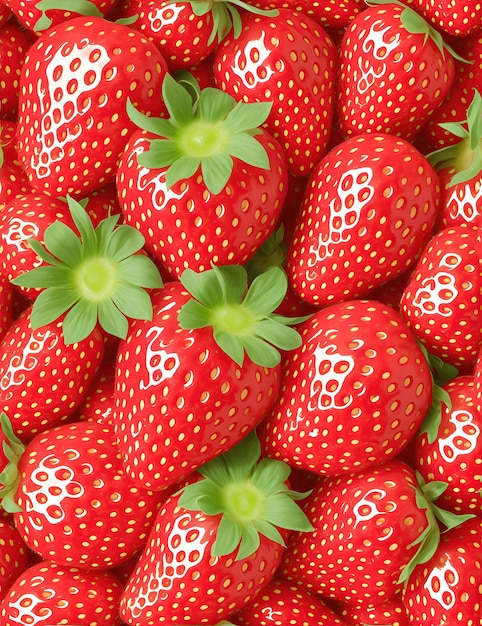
[427,89,482,186]
[244,225,287,281]
[0,413,25,514]
[399,471,474,585]
[11,196,163,345]
[177,0,279,45]
[178,430,314,560]
[127,73,273,195]
[178,263,310,367]
[32,0,104,31]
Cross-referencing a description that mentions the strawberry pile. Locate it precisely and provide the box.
[0,0,481,625]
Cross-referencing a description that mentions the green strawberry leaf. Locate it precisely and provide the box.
[33,0,103,31]
[11,196,163,344]
[178,430,314,561]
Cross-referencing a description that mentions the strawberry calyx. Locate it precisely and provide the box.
[427,89,482,186]
[33,0,104,31]
[398,471,475,585]
[244,225,287,281]
[178,0,279,45]
[11,196,163,345]
[178,263,310,367]
[178,430,314,560]
[0,413,25,513]
[127,73,273,195]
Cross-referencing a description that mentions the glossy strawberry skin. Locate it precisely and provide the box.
[0,121,31,210]
[114,282,282,492]
[337,3,455,140]
[0,560,123,626]
[16,16,168,198]
[436,166,482,229]
[402,517,482,625]
[13,420,163,569]
[117,128,288,280]
[280,460,430,608]
[399,224,482,372]
[0,306,105,440]
[213,8,337,177]
[258,300,433,477]
[119,479,286,625]
[0,22,32,121]
[415,375,482,516]
[286,133,440,308]
[411,0,482,36]
[0,521,28,604]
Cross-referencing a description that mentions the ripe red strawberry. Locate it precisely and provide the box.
[0,416,163,569]
[118,74,288,280]
[231,576,347,625]
[0,272,12,343]
[399,224,482,372]
[114,263,306,493]
[258,299,434,477]
[213,8,337,176]
[285,133,440,308]
[4,0,122,32]
[0,305,105,440]
[0,559,123,626]
[338,596,410,625]
[0,122,31,210]
[119,431,313,625]
[252,0,363,29]
[280,459,473,608]
[402,516,482,625]
[414,374,482,516]
[0,520,28,603]
[410,0,482,36]
[337,1,459,140]
[0,4,11,28]
[75,357,116,426]
[16,15,168,198]
[0,22,32,121]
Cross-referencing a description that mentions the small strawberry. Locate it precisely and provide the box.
[118,73,288,280]
[0,21,32,121]
[119,431,313,625]
[113,263,307,492]
[0,520,28,603]
[280,459,473,608]
[16,15,168,198]
[213,8,337,176]
[0,414,164,570]
[399,224,482,372]
[336,0,461,140]
[410,0,482,36]
[0,559,123,626]
[414,374,482,516]
[402,516,482,625]
[285,133,440,308]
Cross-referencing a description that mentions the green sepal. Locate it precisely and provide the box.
[0,413,25,513]
[178,264,308,367]
[11,196,163,344]
[244,225,287,281]
[128,73,273,195]
[178,430,313,561]
[33,0,103,31]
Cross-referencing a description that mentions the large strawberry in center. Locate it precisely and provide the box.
[16,15,168,198]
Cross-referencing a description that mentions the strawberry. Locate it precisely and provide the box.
[75,357,116,426]
[414,374,482,516]
[0,272,12,343]
[280,459,473,608]
[4,0,122,32]
[427,88,482,229]
[113,263,306,492]
[338,596,411,625]
[285,133,440,308]
[119,431,313,625]
[0,122,31,211]
[0,559,123,626]
[0,415,164,570]
[402,516,482,625]
[336,0,460,140]
[0,520,28,603]
[213,8,337,176]
[231,576,347,625]
[251,0,363,29]
[0,305,105,440]
[118,73,288,280]
[16,15,168,198]
[0,21,32,121]
[410,0,482,36]
[0,4,11,28]
[258,299,434,476]
[399,224,482,372]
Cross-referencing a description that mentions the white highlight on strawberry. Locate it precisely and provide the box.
[139,326,181,390]
[8,584,54,624]
[147,4,186,31]
[424,558,460,610]
[411,252,462,317]
[307,166,375,265]
[0,329,59,390]
[232,31,279,89]
[1,217,41,257]
[447,182,482,223]
[438,409,481,463]
[353,487,395,540]
[356,21,401,94]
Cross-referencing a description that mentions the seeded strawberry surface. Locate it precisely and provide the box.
[0,1,481,624]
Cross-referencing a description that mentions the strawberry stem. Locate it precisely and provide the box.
[127,73,273,195]
[11,196,163,344]
[178,430,314,560]
[33,0,103,31]
[0,413,25,513]
[178,264,310,367]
